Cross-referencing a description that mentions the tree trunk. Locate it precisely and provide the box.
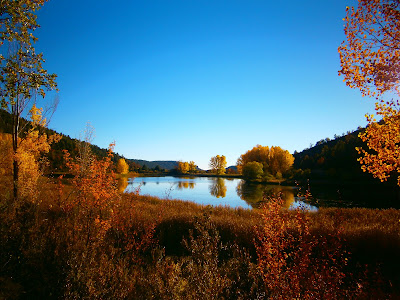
[12,105,19,201]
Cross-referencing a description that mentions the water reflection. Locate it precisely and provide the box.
[209,178,227,198]
[177,181,196,189]
[125,176,317,210]
[236,181,295,208]
[117,177,129,193]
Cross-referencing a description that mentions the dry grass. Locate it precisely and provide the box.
[1,179,399,298]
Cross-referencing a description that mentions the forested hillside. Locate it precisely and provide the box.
[0,109,177,172]
[293,128,373,181]
[293,127,399,191]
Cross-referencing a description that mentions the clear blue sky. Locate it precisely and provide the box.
[34,0,373,169]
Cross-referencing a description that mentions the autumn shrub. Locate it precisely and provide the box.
[54,144,157,298]
[255,193,365,299]
[146,212,263,300]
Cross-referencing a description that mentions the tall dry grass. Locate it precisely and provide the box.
[1,172,399,298]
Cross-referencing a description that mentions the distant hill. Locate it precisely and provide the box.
[0,109,179,171]
[129,159,178,170]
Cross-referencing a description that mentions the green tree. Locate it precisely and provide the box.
[242,161,264,181]
[0,0,57,200]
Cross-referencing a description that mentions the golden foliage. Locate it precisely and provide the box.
[177,161,190,174]
[116,158,129,174]
[188,161,197,173]
[0,133,13,176]
[16,129,60,198]
[357,100,400,184]
[0,106,60,198]
[339,0,400,97]
[340,1,400,185]
[29,104,47,127]
[209,155,227,175]
[237,145,294,176]
[63,142,119,212]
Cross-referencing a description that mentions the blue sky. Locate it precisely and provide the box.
[33,0,373,169]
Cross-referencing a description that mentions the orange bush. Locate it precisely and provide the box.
[255,194,362,299]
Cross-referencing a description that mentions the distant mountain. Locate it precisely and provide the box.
[129,159,178,170]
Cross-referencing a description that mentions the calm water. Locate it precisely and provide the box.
[122,176,318,210]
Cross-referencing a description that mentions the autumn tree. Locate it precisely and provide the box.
[237,145,294,177]
[177,161,189,174]
[188,161,197,173]
[0,0,57,200]
[116,158,129,174]
[209,155,227,175]
[339,0,400,185]
[0,104,60,198]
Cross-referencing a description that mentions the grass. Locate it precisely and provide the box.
[1,179,399,298]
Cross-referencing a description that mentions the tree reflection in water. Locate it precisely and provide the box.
[117,177,129,193]
[177,181,195,189]
[209,178,227,198]
[236,180,295,208]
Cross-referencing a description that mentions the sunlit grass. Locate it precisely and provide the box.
[1,178,399,298]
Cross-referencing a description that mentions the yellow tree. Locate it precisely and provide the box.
[237,145,294,177]
[339,0,400,185]
[116,158,129,174]
[177,161,189,174]
[209,155,227,175]
[188,161,197,173]
[237,145,270,174]
[0,104,60,198]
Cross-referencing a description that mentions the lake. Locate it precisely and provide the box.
[122,176,318,210]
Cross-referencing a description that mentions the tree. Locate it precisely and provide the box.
[177,161,189,174]
[0,0,57,200]
[188,161,197,173]
[338,0,400,98]
[242,161,264,181]
[209,155,227,175]
[339,0,400,185]
[237,145,294,177]
[0,104,60,198]
[357,101,400,185]
[116,158,129,175]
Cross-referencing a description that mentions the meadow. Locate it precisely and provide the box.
[1,175,399,299]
